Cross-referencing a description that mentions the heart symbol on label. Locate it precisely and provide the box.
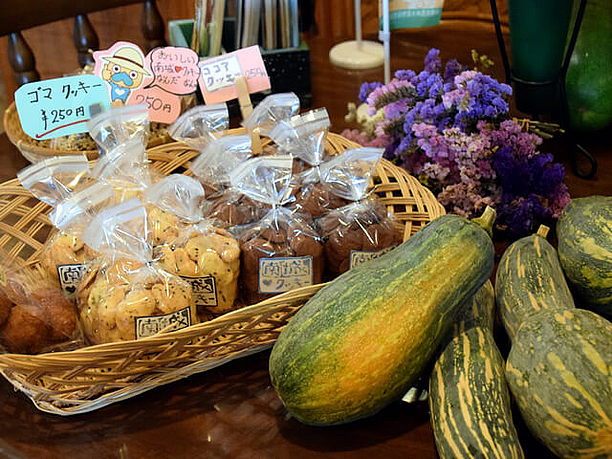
[66,286,76,294]
[175,66,182,73]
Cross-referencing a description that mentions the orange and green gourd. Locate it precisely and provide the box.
[269,208,495,425]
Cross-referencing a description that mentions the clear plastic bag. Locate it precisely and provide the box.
[0,254,83,354]
[318,199,403,276]
[87,104,150,155]
[78,199,197,344]
[242,93,300,137]
[269,108,330,165]
[145,175,241,319]
[144,174,205,245]
[192,135,268,227]
[91,138,153,202]
[314,148,404,276]
[168,103,229,151]
[189,134,252,197]
[230,156,323,304]
[41,181,116,297]
[17,155,90,208]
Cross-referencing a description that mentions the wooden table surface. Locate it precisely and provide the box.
[0,22,610,459]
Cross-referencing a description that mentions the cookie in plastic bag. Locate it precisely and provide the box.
[78,199,197,344]
[230,156,323,304]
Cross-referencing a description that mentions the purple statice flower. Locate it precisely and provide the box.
[367,79,416,112]
[340,129,392,149]
[443,59,464,84]
[383,98,412,120]
[442,88,469,110]
[347,48,571,240]
[359,81,383,103]
[549,183,571,218]
[496,193,550,238]
[414,71,444,99]
[395,69,417,83]
[483,119,542,159]
[424,48,442,73]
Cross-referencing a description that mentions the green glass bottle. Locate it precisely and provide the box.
[508,0,574,115]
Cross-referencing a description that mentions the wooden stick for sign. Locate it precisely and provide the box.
[235,76,263,155]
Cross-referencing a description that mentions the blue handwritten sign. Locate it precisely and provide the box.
[14,75,111,140]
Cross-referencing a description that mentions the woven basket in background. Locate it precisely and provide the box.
[3,102,170,162]
[0,132,445,415]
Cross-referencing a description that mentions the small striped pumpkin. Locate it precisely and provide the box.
[557,196,612,318]
[506,308,612,458]
[496,225,575,341]
[429,281,524,459]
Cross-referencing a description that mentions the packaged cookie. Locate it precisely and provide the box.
[189,134,252,197]
[78,199,197,344]
[144,175,241,320]
[316,148,404,277]
[168,103,229,152]
[39,181,115,297]
[87,104,150,155]
[242,92,300,138]
[270,108,347,217]
[191,135,268,227]
[230,156,323,305]
[91,137,154,202]
[0,256,82,354]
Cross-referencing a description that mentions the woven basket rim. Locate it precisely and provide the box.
[0,138,443,361]
[3,102,172,161]
[0,127,445,414]
[0,282,327,364]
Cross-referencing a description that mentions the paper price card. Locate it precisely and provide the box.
[93,41,200,123]
[14,75,111,140]
[198,45,271,104]
[258,256,313,294]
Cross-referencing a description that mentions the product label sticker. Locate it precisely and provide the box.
[14,75,111,140]
[93,41,199,123]
[180,274,218,308]
[198,45,271,104]
[258,256,313,294]
[135,306,192,339]
[349,246,397,269]
[56,263,88,296]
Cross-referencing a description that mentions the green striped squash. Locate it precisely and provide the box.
[506,308,612,458]
[496,225,575,341]
[429,281,525,459]
[557,196,612,318]
[269,210,495,425]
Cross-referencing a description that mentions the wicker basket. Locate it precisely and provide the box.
[0,132,445,415]
[3,102,170,163]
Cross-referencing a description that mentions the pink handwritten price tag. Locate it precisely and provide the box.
[130,85,181,124]
[93,41,199,123]
[198,46,271,104]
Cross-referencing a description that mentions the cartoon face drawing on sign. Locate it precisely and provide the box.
[100,46,151,104]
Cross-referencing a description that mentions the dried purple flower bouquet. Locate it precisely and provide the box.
[343,49,570,238]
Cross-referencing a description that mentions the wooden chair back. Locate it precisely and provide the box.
[0,0,165,86]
